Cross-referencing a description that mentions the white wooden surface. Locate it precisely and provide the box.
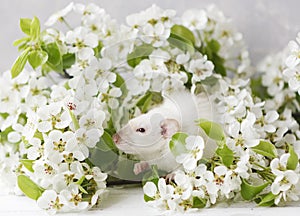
[0,186,300,216]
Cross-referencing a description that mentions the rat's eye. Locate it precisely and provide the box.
[136,128,146,133]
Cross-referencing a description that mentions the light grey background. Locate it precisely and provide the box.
[1,0,300,72]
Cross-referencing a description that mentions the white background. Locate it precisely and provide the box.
[1,0,300,72]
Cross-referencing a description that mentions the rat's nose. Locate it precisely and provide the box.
[113,133,121,144]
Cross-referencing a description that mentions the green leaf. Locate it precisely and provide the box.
[198,39,226,76]
[192,197,207,208]
[17,175,44,200]
[20,159,34,172]
[169,24,195,45]
[30,16,40,41]
[198,119,225,141]
[127,44,154,68]
[256,192,276,207]
[69,110,79,130]
[13,37,30,47]
[144,194,155,202]
[20,18,32,35]
[95,130,118,153]
[287,145,299,170]
[42,42,61,66]
[11,47,31,78]
[216,144,234,167]
[241,178,269,201]
[94,41,103,58]
[169,132,188,157]
[142,165,161,186]
[113,72,125,88]
[252,140,277,159]
[207,39,221,53]
[28,50,48,69]
[62,53,76,70]
[213,54,226,76]
[168,24,195,53]
[136,91,153,113]
[78,185,88,194]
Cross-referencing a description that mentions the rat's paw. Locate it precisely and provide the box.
[133,161,149,175]
[165,173,175,183]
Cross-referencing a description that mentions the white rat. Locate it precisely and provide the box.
[113,90,216,175]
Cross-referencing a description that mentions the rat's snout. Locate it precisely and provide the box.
[113,133,121,145]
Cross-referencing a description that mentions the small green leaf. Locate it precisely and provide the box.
[127,44,154,68]
[20,159,34,172]
[13,37,30,47]
[256,192,276,207]
[42,42,61,66]
[287,145,299,170]
[95,130,118,153]
[62,53,76,70]
[198,119,225,141]
[144,194,155,202]
[28,50,48,69]
[30,16,40,41]
[142,165,161,186]
[78,185,88,194]
[252,140,277,159]
[20,18,32,35]
[168,24,195,53]
[169,132,188,157]
[169,24,195,45]
[136,91,153,113]
[94,41,103,58]
[213,54,226,76]
[192,197,207,208]
[113,72,125,88]
[241,178,269,201]
[216,144,234,167]
[207,39,221,53]
[17,175,44,200]
[69,110,79,130]
[11,47,31,78]
[76,176,86,185]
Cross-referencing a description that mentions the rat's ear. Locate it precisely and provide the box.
[160,119,179,139]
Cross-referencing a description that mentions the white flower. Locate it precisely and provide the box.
[176,135,204,171]
[182,9,208,31]
[173,170,193,200]
[37,190,65,214]
[33,160,59,188]
[66,27,98,59]
[37,103,71,133]
[283,68,300,94]
[60,184,89,210]
[270,154,290,176]
[78,108,105,131]
[143,178,174,210]
[103,87,122,109]
[27,137,43,160]
[285,34,300,68]
[44,130,76,164]
[45,2,74,26]
[189,57,214,82]
[72,128,102,159]
[271,170,299,205]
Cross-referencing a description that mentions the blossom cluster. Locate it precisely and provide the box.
[1,2,300,214]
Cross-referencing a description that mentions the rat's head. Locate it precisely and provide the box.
[113,112,179,155]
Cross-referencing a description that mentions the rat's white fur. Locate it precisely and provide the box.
[114,90,216,173]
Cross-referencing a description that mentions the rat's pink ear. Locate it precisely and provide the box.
[160,119,180,139]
